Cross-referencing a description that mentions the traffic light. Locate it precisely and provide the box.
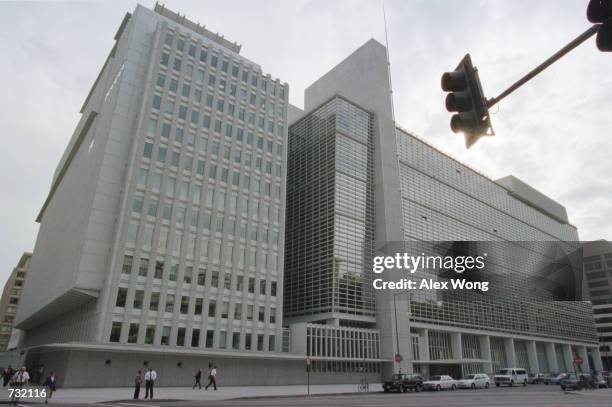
[441,54,493,148]
[587,0,612,51]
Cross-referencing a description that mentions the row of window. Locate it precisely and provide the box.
[142,143,281,199]
[120,256,277,294]
[147,110,283,161]
[115,286,276,322]
[162,30,286,101]
[110,321,276,351]
[155,70,284,130]
[125,222,281,272]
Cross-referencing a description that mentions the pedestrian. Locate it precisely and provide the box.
[193,368,202,389]
[10,366,30,405]
[133,370,142,399]
[3,365,13,387]
[205,364,218,391]
[144,367,157,399]
[43,371,57,404]
[37,364,46,384]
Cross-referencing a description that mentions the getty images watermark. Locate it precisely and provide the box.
[371,252,490,292]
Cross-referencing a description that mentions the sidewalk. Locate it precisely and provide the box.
[0,383,381,404]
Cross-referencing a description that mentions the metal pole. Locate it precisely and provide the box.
[487,24,601,108]
[393,294,400,368]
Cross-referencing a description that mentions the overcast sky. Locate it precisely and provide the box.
[0,0,610,288]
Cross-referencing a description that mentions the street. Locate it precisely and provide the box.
[4,385,611,407]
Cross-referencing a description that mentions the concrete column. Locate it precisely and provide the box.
[451,332,463,361]
[480,335,493,374]
[577,346,591,372]
[562,344,574,373]
[289,323,308,355]
[526,340,539,374]
[591,347,604,372]
[420,329,430,361]
[545,343,559,372]
[504,338,516,367]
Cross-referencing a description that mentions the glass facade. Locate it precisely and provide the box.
[284,97,375,321]
[396,128,597,344]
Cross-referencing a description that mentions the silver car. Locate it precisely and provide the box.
[457,373,491,389]
[422,375,457,391]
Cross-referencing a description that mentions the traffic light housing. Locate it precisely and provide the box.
[441,54,493,148]
[587,0,612,51]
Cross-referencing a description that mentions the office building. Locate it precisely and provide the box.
[0,253,31,351]
[583,240,612,370]
[284,39,602,380]
[14,4,301,386]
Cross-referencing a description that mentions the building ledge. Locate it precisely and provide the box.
[15,288,98,330]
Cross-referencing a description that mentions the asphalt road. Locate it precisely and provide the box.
[12,386,603,407]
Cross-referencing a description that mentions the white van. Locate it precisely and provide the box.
[494,368,528,387]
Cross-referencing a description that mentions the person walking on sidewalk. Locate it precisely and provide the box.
[10,366,30,405]
[193,368,202,389]
[144,367,157,399]
[43,371,57,404]
[133,370,143,399]
[2,365,13,387]
[205,364,218,390]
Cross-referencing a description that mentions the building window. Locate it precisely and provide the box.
[221,301,229,319]
[149,292,159,311]
[257,334,264,351]
[161,326,171,345]
[177,327,186,346]
[245,333,252,350]
[155,260,164,279]
[197,269,206,285]
[234,303,242,320]
[271,281,277,297]
[116,287,127,307]
[208,300,216,317]
[139,258,149,277]
[128,323,139,344]
[180,296,189,314]
[133,290,144,309]
[122,255,133,274]
[195,298,203,315]
[269,335,275,351]
[109,322,122,342]
[259,279,266,296]
[145,325,155,345]
[255,307,264,323]
[270,308,276,324]
[165,294,175,313]
[206,330,214,348]
[191,329,200,347]
[249,278,255,294]
[232,332,240,350]
[219,331,227,349]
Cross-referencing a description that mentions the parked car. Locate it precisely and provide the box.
[528,373,545,384]
[382,373,424,392]
[422,375,457,391]
[494,368,528,387]
[543,372,567,385]
[592,373,608,389]
[560,373,589,390]
[457,373,490,389]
